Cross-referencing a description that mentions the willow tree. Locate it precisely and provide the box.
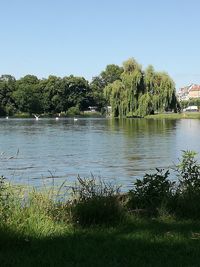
[104,58,144,117]
[148,71,177,113]
[136,66,178,116]
[121,58,144,116]
[104,80,126,117]
[136,65,155,116]
[104,58,178,117]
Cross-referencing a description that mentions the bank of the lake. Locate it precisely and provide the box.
[9,111,103,119]
[145,112,200,119]
[2,216,200,267]
[5,111,200,120]
[1,150,200,266]
[1,178,200,266]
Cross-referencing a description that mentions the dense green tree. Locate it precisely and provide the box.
[64,75,90,110]
[89,77,106,111]
[104,58,179,117]
[39,75,63,113]
[104,58,143,117]
[0,75,16,115]
[121,58,144,116]
[100,64,123,86]
[90,64,123,111]
[0,57,179,117]
[39,75,90,114]
[13,75,42,114]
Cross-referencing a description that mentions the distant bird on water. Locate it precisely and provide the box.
[6,116,8,119]
[33,114,40,120]
[74,118,78,121]
[56,117,59,120]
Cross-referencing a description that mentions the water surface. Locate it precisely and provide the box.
[0,118,199,189]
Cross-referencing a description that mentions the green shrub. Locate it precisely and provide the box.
[72,195,124,226]
[176,151,200,190]
[128,169,175,216]
[14,112,31,118]
[66,106,80,116]
[0,176,14,221]
[70,175,125,226]
[175,150,200,218]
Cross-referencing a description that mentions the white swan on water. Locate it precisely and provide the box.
[33,114,40,120]
[6,116,8,119]
[56,117,59,120]
[74,118,78,121]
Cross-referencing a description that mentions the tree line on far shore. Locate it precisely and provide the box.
[0,58,179,117]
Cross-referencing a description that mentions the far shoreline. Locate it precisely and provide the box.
[1,111,200,120]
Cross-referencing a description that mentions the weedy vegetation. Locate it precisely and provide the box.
[1,151,200,266]
[70,175,125,226]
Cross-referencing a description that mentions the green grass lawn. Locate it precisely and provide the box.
[1,217,200,267]
[145,112,200,119]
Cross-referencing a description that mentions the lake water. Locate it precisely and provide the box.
[0,118,200,189]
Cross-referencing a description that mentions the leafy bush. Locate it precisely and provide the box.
[128,169,175,216]
[70,175,125,226]
[66,106,80,116]
[14,112,32,118]
[175,150,200,218]
[176,151,200,190]
[0,176,14,221]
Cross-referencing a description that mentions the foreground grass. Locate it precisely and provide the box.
[145,112,200,119]
[1,154,200,267]
[1,213,200,266]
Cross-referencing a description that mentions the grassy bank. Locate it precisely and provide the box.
[1,182,200,267]
[4,111,200,120]
[2,216,200,267]
[145,112,200,119]
[1,151,200,266]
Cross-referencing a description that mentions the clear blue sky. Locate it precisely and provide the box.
[1,0,200,89]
